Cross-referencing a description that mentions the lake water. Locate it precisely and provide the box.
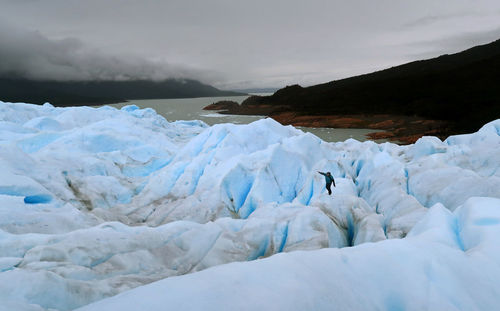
[109,95,385,143]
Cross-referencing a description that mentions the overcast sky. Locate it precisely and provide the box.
[1,0,500,89]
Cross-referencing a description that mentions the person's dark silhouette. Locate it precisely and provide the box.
[318,171,336,195]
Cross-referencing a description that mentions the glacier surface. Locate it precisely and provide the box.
[0,101,499,310]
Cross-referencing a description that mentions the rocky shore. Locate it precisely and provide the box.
[204,100,449,144]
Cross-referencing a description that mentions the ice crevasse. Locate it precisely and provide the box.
[0,101,499,311]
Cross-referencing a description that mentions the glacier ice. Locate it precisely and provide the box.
[0,101,499,310]
[78,197,500,311]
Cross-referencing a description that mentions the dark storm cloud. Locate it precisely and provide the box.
[0,21,218,82]
[1,0,500,88]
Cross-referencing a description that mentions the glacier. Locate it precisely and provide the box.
[0,101,499,310]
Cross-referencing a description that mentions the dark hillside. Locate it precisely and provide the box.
[243,39,500,132]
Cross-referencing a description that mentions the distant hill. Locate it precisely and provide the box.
[0,78,243,106]
[230,88,279,94]
[241,39,500,132]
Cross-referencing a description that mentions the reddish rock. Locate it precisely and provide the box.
[397,135,422,144]
[370,120,395,129]
[202,100,451,145]
[367,132,395,140]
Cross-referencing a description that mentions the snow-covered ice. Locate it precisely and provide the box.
[0,101,499,310]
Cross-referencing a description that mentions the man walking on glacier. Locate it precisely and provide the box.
[318,171,336,195]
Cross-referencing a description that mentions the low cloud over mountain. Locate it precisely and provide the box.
[0,21,217,82]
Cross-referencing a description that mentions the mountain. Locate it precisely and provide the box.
[239,39,500,133]
[0,78,243,106]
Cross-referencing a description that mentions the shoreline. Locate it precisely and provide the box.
[267,112,449,144]
[55,99,450,145]
[204,102,450,144]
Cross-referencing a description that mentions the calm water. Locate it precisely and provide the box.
[109,95,385,143]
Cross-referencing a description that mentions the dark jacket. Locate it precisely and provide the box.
[319,172,335,187]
